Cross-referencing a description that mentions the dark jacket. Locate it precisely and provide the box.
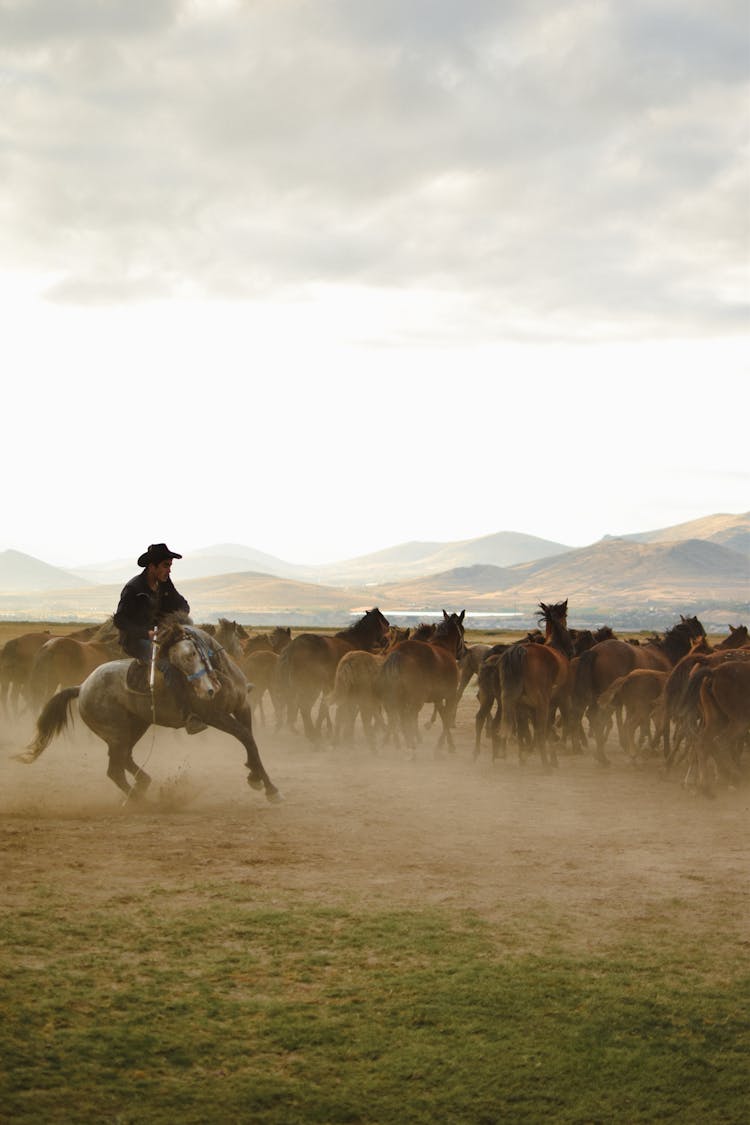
[113,571,190,655]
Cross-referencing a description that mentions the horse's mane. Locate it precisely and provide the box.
[155,612,194,654]
[335,607,389,644]
[648,617,706,660]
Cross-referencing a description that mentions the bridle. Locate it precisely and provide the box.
[181,627,221,686]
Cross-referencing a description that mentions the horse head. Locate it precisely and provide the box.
[158,618,222,701]
[537,600,574,657]
[215,618,246,659]
[440,609,467,660]
[680,614,706,640]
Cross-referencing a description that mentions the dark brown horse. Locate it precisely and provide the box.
[663,639,749,775]
[473,646,510,757]
[379,610,466,756]
[496,600,573,768]
[693,656,750,795]
[573,616,706,763]
[0,631,57,717]
[279,608,390,742]
[660,626,748,770]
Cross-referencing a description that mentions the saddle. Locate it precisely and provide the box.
[126,660,161,695]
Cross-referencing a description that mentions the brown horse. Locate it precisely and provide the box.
[573,615,706,764]
[662,625,748,770]
[329,650,388,750]
[279,608,390,742]
[691,656,750,795]
[496,601,573,769]
[29,634,122,712]
[327,627,411,749]
[243,626,292,655]
[242,649,284,728]
[379,610,466,756]
[0,631,58,717]
[473,646,512,757]
[597,668,669,762]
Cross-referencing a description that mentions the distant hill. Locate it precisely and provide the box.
[376,538,749,611]
[621,511,750,556]
[0,513,746,629]
[0,550,91,592]
[310,530,570,584]
[70,531,572,587]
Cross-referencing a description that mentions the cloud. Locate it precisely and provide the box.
[1,0,746,337]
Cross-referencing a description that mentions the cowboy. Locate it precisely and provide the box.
[114,543,206,734]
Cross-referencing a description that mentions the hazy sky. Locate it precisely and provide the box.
[2,0,748,567]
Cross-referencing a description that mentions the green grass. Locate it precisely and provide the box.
[1,891,748,1124]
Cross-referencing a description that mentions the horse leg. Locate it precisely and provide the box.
[534,707,554,770]
[314,692,333,742]
[124,750,152,796]
[295,686,321,743]
[401,705,419,758]
[436,696,457,754]
[212,704,282,802]
[103,715,152,801]
[107,742,149,801]
[360,699,380,753]
[474,694,493,758]
[587,703,610,766]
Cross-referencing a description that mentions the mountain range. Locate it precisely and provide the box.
[0,512,747,630]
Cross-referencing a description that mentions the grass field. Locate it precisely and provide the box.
[3,883,749,1124]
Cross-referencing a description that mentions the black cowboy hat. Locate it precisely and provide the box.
[138,543,183,567]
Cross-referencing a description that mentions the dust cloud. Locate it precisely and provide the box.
[0,692,747,952]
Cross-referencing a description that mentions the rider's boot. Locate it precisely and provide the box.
[167,669,208,735]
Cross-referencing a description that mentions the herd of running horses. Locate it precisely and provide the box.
[2,601,749,801]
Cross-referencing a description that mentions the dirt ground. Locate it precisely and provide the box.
[1,686,748,957]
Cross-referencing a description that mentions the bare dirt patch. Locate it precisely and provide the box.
[2,689,748,960]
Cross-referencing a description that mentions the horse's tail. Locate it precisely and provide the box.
[498,644,526,741]
[16,687,80,763]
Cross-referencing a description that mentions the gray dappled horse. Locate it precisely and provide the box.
[17,615,281,804]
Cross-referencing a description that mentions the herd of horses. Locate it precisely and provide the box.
[3,602,749,802]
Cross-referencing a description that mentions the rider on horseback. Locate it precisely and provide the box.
[113,543,206,734]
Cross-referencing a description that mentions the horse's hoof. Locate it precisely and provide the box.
[266,788,283,804]
[247,774,264,791]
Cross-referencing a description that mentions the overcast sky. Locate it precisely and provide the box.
[2,0,747,568]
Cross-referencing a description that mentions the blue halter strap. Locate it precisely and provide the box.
[183,627,220,682]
